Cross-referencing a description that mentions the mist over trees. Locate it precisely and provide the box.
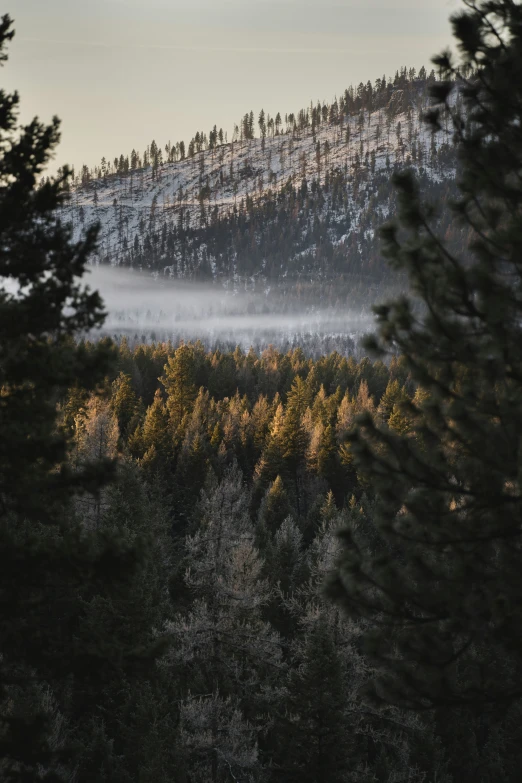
[4,0,522,780]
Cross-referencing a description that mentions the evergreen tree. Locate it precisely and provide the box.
[376,377,409,424]
[73,461,174,782]
[257,475,292,538]
[73,396,119,528]
[75,395,119,465]
[254,403,286,496]
[0,16,138,779]
[132,387,170,466]
[110,371,140,438]
[264,516,307,638]
[178,692,260,783]
[329,0,522,712]
[272,617,352,783]
[162,464,281,780]
[161,344,197,432]
[279,377,311,515]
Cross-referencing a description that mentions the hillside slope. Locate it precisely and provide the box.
[63,70,460,310]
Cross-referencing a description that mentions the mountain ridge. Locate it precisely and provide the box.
[62,67,462,309]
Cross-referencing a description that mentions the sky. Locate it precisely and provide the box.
[4,0,460,174]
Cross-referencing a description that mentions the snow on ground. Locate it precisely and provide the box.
[64,92,455,274]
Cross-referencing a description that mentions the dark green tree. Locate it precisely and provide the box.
[257,475,292,537]
[272,617,351,783]
[280,376,311,516]
[264,516,307,638]
[0,16,137,780]
[110,371,140,438]
[330,0,522,712]
[74,461,175,783]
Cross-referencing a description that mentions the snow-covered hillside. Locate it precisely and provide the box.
[61,76,460,349]
[64,78,457,284]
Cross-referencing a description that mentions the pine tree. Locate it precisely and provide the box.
[73,461,174,782]
[110,371,139,437]
[178,692,260,783]
[161,344,197,432]
[279,377,311,516]
[272,617,352,783]
[75,395,119,465]
[316,423,343,498]
[72,396,120,529]
[257,475,292,538]
[253,402,286,497]
[376,377,408,423]
[161,464,281,780]
[264,516,307,638]
[329,0,522,711]
[295,494,434,782]
[0,16,138,779]
[133,387,170,464]
[172,425,211,531]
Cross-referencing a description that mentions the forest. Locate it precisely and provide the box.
[4,1,522,782]
[41,338,510,783]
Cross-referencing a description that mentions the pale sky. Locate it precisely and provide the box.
[4,0,460,174]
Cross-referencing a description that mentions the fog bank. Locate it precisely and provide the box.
[84,265,374,355]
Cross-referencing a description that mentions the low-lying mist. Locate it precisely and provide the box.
[85,265,375,356]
